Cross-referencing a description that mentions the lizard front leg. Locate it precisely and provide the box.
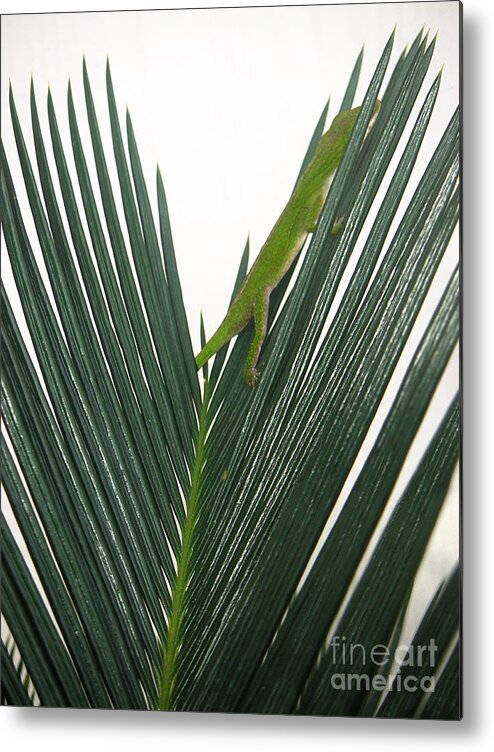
[305,179,344,235]
[304,191,326,233]
[244,287,270,387]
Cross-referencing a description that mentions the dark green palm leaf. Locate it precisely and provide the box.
[1,29,460,716]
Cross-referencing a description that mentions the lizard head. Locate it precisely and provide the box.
[332,98,381,139]
[306,98,381,178]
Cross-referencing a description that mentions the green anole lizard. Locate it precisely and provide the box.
[195,100,380,386]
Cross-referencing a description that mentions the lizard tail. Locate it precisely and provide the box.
[195,321,232,371]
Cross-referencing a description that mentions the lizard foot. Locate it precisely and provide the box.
[330,215,345,236]
[244,367,260,388]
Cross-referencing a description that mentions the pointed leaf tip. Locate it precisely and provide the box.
[156,164,163,188]
[106,60,112,84]
[156,164,165,193]
[200,312,207,348]
[30,80,37,110]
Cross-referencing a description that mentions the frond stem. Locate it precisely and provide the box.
[158,379,210,710]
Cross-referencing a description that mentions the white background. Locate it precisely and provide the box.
[0,0,492,749]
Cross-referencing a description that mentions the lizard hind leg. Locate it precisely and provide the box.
[244,287,270,387]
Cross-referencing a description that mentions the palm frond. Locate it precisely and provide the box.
[1,618,37,706]
[377,565,460,719]
[1,29,460,716]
